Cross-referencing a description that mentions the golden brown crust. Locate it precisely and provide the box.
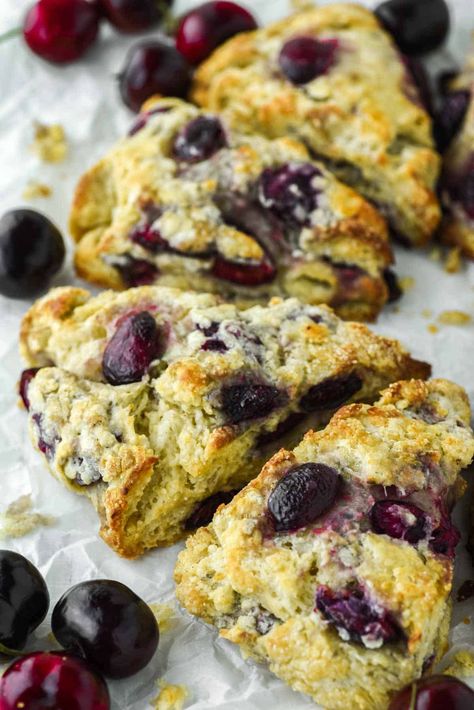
[192,3,441,247]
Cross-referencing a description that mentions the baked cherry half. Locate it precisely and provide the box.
[172,116,227,163]
[19,368,41,410]
[259,163,322,227]
[370,500,428,544]
[300,372,362,412]
[102,311,164,385]
[221,382,284,424]
[279,36,339,85]
[268,462,340,532]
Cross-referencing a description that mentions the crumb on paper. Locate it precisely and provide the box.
[291,0,314,10]
[444,247,462,274]
[150,602,175,633]
[421,308,432,319]
[443,650,474,679]
[22,181,52,200]
[399,276,415,292]
[438,310,472,326]
[31,122,68,163]
[152,680,188,710]
[463,617,471,625]
[427,323,439,334]
[429,247,442,262]
[0,495,55,539]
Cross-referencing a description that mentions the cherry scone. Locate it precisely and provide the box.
[69,97,396,322]
[175,379,474,710]
[192,3,441,248]
[19,286,428,557]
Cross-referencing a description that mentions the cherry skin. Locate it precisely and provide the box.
[102,311,164,385]
[0,652,110,710]
[176,1,258,65]
[0,209,65,299]
[119,41,192,112]
[19,368,41,410]
[388,674,474,710]
[375,0,450,56]
[23,0,101,64]
[99,0,172,33]
[279,36,339,85]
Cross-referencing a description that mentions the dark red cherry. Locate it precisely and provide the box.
[388,675,474,710]
[429,514,460,557]
[370,500,428,543]
[99,0,172,33]
[434,89,470,151]
[115,255,159,286]
[173,116,227,163]
[119,41,192,112]
[176,1,258,65]
[102,311,163,385]
[221,383,283,424]
[52,580,159,679]
[18,368,41,410]
[316,585,400,646]
[0,652,110,710]
[23,0,101,64]
[259,163,322,227]
[375,0,450,56]
[383,268,402,303]
[0,209,65,299]
[278,36,339,85]
[0,550,49,652]
[211,254,276,286]
[300,372,362,412]
[184,490,239,529]
[268,463,340,532]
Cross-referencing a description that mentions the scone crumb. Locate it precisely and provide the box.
[0,495,55,539]
[399,276,415,292]
[444,247,462,274]
[22,181,53,200]
[31,122,68,163]
[149,602,175,632]
[443,650,474,679]
[152,680,188,710]
[438,310,472,326]
[427,324,439,334]
[429,247,442,262]
[421,308,432,319]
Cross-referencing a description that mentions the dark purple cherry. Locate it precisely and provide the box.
[119,41,192,113]
[184,490,239,529]
[0,209,65,299]
[268,463,340,532]
[316,585,400,646]
[172,116,227,163]
[457,166,474,220]
[130,224,167,253]
[370,500,428,543]
[0,550,49,652]
[257,411,305,447]
[176,1,258,65]
[388,675,474,710]
[99,0,172,33]
[201,338,227,352]
[0,652,110,710]
[383,268,402,303]
[19,368,41,410]
[375,0,450,55]
[434,89,470,151]
[259,163,322,227]
[221,383,283,424]
[115,256,159,286]
[102,311,163,385]
[52,580,159,679]
[300,372,362,412]
[278,36,339,85]
[212,254,276,286]
[429,515,460,557]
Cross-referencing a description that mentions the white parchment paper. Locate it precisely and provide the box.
[0,1,473,707]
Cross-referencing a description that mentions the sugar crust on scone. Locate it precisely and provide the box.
[20,286,429,557]
[69,96,394,322]
[192,3,441,247]
[175,379,474,710]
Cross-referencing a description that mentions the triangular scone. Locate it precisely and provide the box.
[69,97,395,322]
[440,41,474,258]
[192,3,440,247]
[20,286,429,557]
[175,379,474,710]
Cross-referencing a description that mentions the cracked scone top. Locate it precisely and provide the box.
[69,96,395,322]
[440,40,474,259]
[192,3,441,247]
[175,379,474,710]
[19,285,429,557]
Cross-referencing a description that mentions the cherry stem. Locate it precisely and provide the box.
[0,26,21,44]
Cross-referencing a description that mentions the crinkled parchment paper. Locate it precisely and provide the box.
[0,1,473,707]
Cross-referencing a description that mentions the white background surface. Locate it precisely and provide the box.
[0,1,473,708]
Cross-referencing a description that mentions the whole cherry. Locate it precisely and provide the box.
[99,0,173,33]
[388,674,474,709]
[23,0,101,64]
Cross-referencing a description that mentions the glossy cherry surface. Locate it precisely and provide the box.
[375,0,450,56]
[0,652,110,710]
[300,372,362,412]
[176,1,257,65]
[52,580,159,679]
[23,0,101,64]
[0,210,65,299]
[99,0,172,33]
[119,41,192,112]
[0,550,49,652]
[435,89,470,151]
[19,368,41,410]
[278,36,339,85]
[102,311,163,385]
[388,674,474,710]
[221,383,283,424]
[173,116,227,163]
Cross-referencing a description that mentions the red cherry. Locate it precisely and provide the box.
[176,1,258,65]
[23,0,101,64]
[99,0,172,33]
[388,675,474,710]
[211,254,276,286]
[0,652,110,710]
